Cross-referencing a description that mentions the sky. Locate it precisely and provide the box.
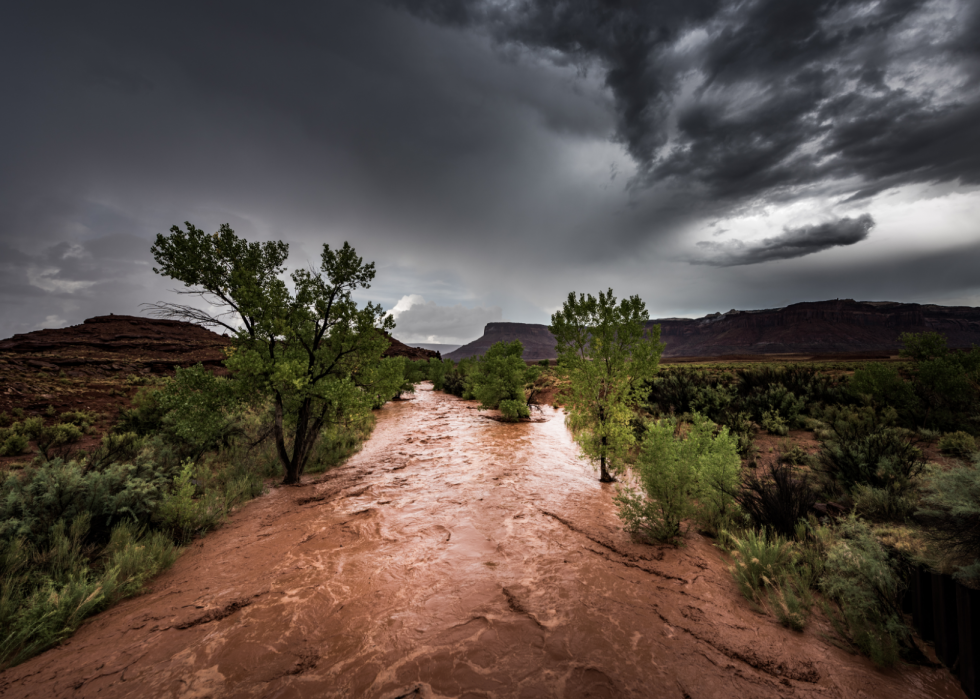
[2,0,979,344]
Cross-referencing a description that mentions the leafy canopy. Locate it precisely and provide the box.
[150,223,401,484]
[469,340,539,421]
[550,289,664,482]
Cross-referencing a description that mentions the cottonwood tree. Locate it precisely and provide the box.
[550,289,664,482]
[149,222,401,484]
[469,340,540,420]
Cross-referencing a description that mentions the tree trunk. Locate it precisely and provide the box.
[599,435,615,482]
[273,394,301,484]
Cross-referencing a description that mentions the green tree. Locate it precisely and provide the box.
[469,340,539,420]
[150,222,401,484]
[549,289,665,482]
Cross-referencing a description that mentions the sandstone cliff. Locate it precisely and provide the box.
[445,300,980,361]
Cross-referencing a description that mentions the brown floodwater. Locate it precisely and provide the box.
[0,384,966,698]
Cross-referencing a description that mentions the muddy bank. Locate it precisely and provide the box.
[0,385,964,698]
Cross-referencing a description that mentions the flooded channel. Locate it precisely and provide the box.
[0,384,966,698]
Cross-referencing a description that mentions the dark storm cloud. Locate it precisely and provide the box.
[691,214,875,266]
[395,0,980,205]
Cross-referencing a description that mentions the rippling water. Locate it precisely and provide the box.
[0,383,966,699]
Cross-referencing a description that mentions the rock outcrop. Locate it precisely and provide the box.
[445,300,980,361]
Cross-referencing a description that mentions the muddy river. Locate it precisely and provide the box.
[0,384,966,698]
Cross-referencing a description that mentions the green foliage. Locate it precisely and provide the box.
[814,410,925,496]
[0,411,10,427]
[155,364,242,458]
[938,430,976,456]
[551,288,664,482]
[115,385,169,436]
[723,528,814,631]
[0,432,29,457]
[616,413,741,543]
[35,423,84,460]
[0,516,179,670]
[0,457,173,549]
[761,410,788,436]
[849,363,917,414]
[154,460,224,543]
[917,457,980,580]
[852,484,917,522]
[468,340,537,421]
[151,223,399,484]
[899,331,948,361]
[899,332,980,432]
[736,463,817,537]
[819,516,911,667]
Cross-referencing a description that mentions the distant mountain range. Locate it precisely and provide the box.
[444,300,980,361]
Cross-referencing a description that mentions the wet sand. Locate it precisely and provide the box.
[0,384,965,698]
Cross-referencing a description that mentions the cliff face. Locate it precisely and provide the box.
[445,322,559,361]
[444,300,980,361]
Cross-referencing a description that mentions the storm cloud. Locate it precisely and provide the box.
[692,214,876,266]
[1,0,979,338]
[396,0,980,205]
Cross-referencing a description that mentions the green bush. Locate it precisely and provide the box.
[761,410,789,436]
[58,410,98,429]
[0,515,179,669]
[0,433,29,457]
[724,528,813,631]
[0,456,173,549]
[154,460,226,543]
[939,431,976,457]
[35,423,84,460]
[819,516,911,667]
[849,363,917,415]
[814,412,925,496]
[852,484,917,522]
[917,457,980,581]
[615,413,741,543]
[469,340,537,420]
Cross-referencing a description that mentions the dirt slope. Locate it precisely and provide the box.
[0,385,964,698]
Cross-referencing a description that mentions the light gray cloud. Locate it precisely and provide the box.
[691,214,875,267]
[389,295,501,344]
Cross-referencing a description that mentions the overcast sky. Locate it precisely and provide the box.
[2,0,978,344]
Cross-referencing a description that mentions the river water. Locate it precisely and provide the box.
[0,383,965,698]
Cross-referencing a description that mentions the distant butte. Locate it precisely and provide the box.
[445,299,980,361]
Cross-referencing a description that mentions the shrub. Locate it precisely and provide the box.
[917,457,980,580]
[819,516,912,667]
[0,433,28,457]
[736,463,817,538]
[852,484,917,522]
[154,460,226,543]
[616,413,741,543]
[35,423,84,460]
[938,431,976,457]
[469,340,536,420]
[0,456,173,549]
[58,410,99,429]
[0,411,10,427]
[0,516,179,669]
[814,413,925,495]
[724,528,813,630]
[761,410,789,436]
[849,363,917,415]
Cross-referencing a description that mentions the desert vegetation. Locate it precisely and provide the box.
[613,330,980,666]
[0,227,411,669]
[423,307,980,669]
